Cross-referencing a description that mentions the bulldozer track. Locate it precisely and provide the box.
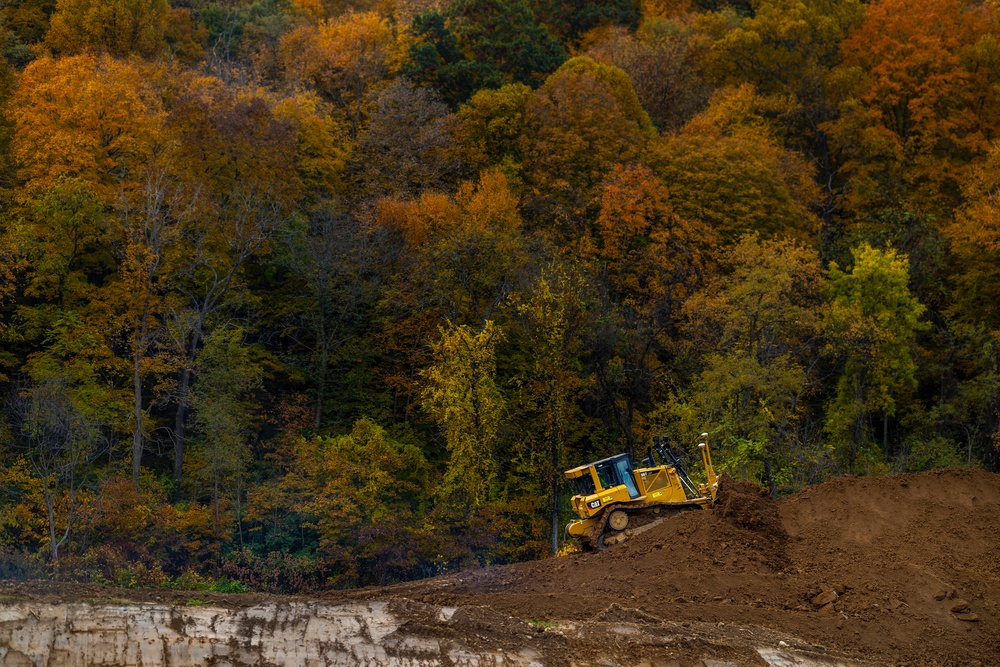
[585,501,704,550]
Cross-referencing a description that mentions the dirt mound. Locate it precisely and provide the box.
[716,474,784,534]
[385,468,1000,665]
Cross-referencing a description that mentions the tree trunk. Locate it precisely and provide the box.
[132,290,154,489]
[551,381,564,556]
[883,412,889,456]
[46,491,58,562]
[174,366,191,483]
[763,457,776,498]
[551,476,559,556]
[314,342,328,430]
[132,347,144,489]
[850,412,862,475]
[174,328,203,483]
[849,376,864,475]
[213,463,220,536]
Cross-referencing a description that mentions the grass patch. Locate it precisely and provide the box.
[526,619,556,628]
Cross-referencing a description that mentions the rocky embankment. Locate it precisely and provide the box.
[0,594,867,667]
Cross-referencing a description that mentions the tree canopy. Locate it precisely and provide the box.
[0,0,997,592]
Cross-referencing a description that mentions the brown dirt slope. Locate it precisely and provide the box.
[383,468,1000,666]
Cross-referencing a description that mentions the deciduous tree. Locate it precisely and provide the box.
[10,54,162,198]
[823,243,927,473]
[353,81,464,199]
[513,264,590,554]
[586,23,711,132]
[829,0,1000,216]
[7,375,104,562]
[422,320,505,509]
[46,0,170,58]
[284,418,430,586]
[674,235,823,494]
[280,11,397,138]
[520,56,654,236]
[649,86,820,244]
[165,85,299,483]
[188,327,263,536]
[455,83,533,175]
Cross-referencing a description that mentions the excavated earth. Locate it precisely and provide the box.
[1,468,998,666]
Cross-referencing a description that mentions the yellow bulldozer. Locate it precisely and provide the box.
[564,433,718,550]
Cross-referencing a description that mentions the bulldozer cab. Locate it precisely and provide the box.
[566,454,640,499]
[599,455,641,499]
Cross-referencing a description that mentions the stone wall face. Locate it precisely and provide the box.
[0,598,868,667]
[0,601,542,667]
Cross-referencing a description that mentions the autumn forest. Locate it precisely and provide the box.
[0,0,998,591]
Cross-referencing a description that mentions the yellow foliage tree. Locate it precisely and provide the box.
[280,11,398,137]
[289,418,429,586]
[945,141,1000,328]
[422,320,505,509]
[271,92,352,201]
[649,86,820,244]
[46,0,170,58]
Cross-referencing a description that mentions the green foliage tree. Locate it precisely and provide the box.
[198,0,297,79]
[823,243,927,474]
[672,235,823,494]
[455,83,533,176]
[513,264,589,554]
[165,86,299,483]
[531,0,641,46]
[277,205,379,429]
[286,418,430,586]
[404,0,565,107]
[188,327,263,535]
[1,0,57,65]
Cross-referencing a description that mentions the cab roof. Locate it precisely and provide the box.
[563,452,631,478]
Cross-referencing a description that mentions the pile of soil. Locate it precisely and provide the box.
[383,468,1000,665]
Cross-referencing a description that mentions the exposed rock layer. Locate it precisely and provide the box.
[0,598,865,667]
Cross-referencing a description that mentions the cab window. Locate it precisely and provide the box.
[571,474,596,496]
[595,464,615,491]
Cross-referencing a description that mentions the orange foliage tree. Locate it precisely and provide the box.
[11,54,163,198]
[649,85,821,244]
[520,56,655,238]
[581,164,716,454]
[830,0,1000,216]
